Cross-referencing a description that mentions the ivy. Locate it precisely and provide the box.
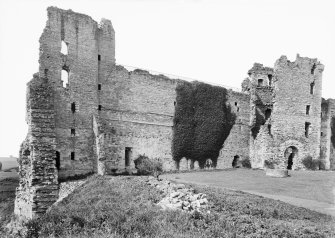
[172,81,236,166]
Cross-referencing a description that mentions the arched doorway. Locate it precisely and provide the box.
[232,155,240,168]
[284,146,298,170]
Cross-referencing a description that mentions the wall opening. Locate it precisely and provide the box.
[174,101,176,106]
[306,105,310,115]
[268,74,273,86]
[305,122,311,137]
[23,149,30,156]
[232,155,240,168]
[71,152,75,161]
[310,82,315,94]
[55,151,60,170]
[284,146,298,170]
[71,128,75,136]
[265,109,272,121]
[311,63,316,74]
[257,79,263,86]
[235,102,238,106]
[71,102,76,113]
[61,70,69,87]
[98,54,101,61]
[125,147,132,167]
[98,84,101,90]
[61,41,68,55]
[268,124,271,134]
[98,105,102,111]
[321,132,323,136]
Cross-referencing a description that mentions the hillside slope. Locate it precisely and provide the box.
[5,175,332,238]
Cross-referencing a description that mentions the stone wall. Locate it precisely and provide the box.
[320,98,335,169]
[217,91,250,168]
[14,74,58,220]
[38,7,115,178]
[270,55,324,169]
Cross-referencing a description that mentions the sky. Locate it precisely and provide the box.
[0,0,334,157]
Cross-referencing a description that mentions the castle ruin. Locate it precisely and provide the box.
[15,7,335,219]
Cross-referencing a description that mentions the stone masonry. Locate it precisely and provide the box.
[15,7,334,219]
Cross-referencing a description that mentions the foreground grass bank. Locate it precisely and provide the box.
[0,175,330,238]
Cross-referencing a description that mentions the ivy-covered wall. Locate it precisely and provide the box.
[172,81,237,166]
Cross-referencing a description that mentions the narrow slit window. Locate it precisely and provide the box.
[257,79,263,86]
[310,82,315,94]
[174,101,176,106]
[98,54,101,61]
[62,70,69,87]
[311,64,316,74]
[61,41,68,55]
[55,151,60,170]
[305,122,311,138]
[71,152,75,160]
[306,105,310,115]
[71,128,75,136]
[71,102,76,113]
[268,74,273,86]
[98,84,101,90]
[98,105,102,111]
[321,132,323,136]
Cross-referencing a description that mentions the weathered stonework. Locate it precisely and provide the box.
[16,7,334,219]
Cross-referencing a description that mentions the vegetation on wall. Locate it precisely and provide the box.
[172,81,236,166]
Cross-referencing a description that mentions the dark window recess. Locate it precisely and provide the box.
[265,109,272,120]
[55,151,60,170]
[232,155,240,168]
[23,149,30,156]
[125,147,132,167]
[311,63,316,74]
[305,122,311,138]
[268,124,271,134]
[237,107,240,112]
[98,105,102,111]
[321,132,323,136]
[71,152,75,160]
[310,82,315,94]
[258,79,263,86]
[268,74,273,86]
[71,102,76,113]
[235,102,238,106]
[71,128,75,136]
[306,105,310,115]
[98,84,101,90]
[98,54,101,61]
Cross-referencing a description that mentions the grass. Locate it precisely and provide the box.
[163,169,335,204]
[4,175,333,238]
[0,177,19,234]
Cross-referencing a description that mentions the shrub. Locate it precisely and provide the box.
[264,160,275,169]
[241,158,251,168]
[302,156,320,170]
[134,155,163,178]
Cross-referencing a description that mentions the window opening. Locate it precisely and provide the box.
[98,84,101,90]
[98,105,102,111]
[257,79,263,86]
[71,152,75,160]
[61,41,68,55]
[98,54,101,61]
[71,102,76,113]
[306,105,310,115]
[55,151,60,170]
[305,122,311,138]
[71,128,75,136]
[310,82,315,94]
[62,70,69,87]
[125,147,132,167]
[268,74,273,86]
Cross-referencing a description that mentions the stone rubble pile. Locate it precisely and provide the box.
[144,176,208,212]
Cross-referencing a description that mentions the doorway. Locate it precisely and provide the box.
[125,147,132,167]
[284,146,298,170]
[232,155,240,168]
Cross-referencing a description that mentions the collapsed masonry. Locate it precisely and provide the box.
[15,7,335,220]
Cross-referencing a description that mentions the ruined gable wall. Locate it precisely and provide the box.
[217,91,250,168]
[14,75,58,219]
[97,66,178,172]
[271,55,324,169]
[38,7,115,178]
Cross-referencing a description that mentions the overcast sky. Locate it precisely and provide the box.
[0,0,334,157]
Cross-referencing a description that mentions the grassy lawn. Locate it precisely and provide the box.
[3,175,332,238]
[163,169,335,205]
